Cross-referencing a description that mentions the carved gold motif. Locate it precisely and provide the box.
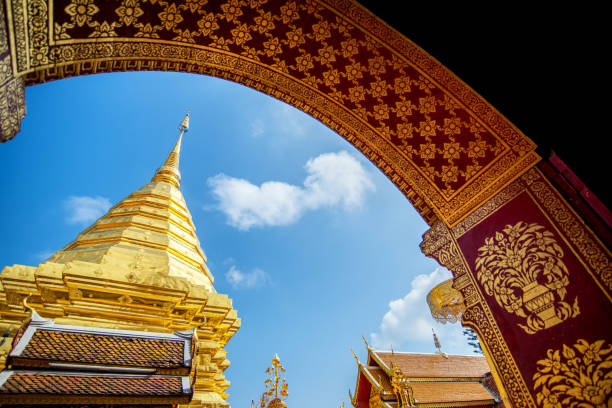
[426,278,466,324]
[475,221,579,334]
[421,221,532,407]
[0,77,26,141]
[390,359,413,406]
[522,169,612,295]
[533,339,612,408]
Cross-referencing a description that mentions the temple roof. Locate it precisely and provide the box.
[373,351,490,379]
[9,316,193,373]
[410,382,495,404]
[0,370,190,402]
[0,316,195,404]
[351,347,501,408]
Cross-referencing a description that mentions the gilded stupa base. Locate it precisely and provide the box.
[1,113,241,406]
[0,260,239,406]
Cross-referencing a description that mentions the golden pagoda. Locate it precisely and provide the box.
[0,113,240,407]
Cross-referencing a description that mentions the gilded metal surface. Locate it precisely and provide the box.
[532,339,611,408]
[421,221,533,407]
[475,222,580,334]
[390,359,412,407]
[0,0,540,227]
[252,354,289,408]
[426,278,466,324]
[264,354,288,400]
[0,119,240,407]
[422,166,612,407]
[520,169,612,296]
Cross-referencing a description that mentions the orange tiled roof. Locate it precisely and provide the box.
[374,351,490,378]
[16,329,185,368]
[411,382,495,404]
[0,371,186,396]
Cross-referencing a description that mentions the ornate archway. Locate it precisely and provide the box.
[1,1,610,407]
[0,0,539,227]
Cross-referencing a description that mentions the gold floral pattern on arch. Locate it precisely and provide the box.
[475,222,579,334]
[533,339,611,408]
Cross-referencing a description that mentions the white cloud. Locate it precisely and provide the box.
[64,195,112,225]
[208,151,375,230]
[226,265,270,289]
[370,268,474,355]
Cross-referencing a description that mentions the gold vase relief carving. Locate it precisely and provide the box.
[475,222,579,334]
[533,339,612,408]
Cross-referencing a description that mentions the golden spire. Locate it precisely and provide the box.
[264,353,288,400]
[44,110,216,291]
[151,111,190,188]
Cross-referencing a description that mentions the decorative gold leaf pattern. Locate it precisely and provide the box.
[475,222,579,334]
[533,339,612,408]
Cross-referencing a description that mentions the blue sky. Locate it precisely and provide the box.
[0,72,475,407]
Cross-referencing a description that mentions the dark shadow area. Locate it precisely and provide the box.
[357,3,608,207]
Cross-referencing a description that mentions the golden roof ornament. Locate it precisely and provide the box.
[388,349,414,406]
[252,354,289,408]
[350,348,361,366]
[361,334,371,351]
[265,353,288,400]
[426,278,466,324]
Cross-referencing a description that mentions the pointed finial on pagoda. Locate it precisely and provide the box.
[179,110,190,133]
[151,111,190,188]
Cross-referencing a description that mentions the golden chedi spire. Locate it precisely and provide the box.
[0,113,240,407]
[151,111,189,188]
[44,111,215,291]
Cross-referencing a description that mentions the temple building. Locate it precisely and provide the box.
[0,114,240,407]
[350,341,505,408]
